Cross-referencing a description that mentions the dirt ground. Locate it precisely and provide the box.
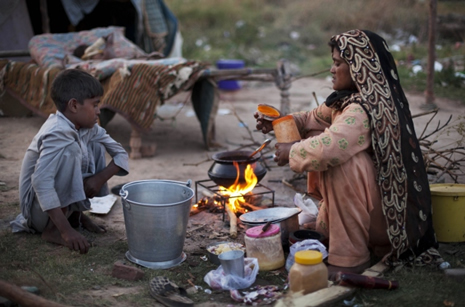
[0,77,464,306]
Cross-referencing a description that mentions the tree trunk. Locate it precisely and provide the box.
[424,0,438,109]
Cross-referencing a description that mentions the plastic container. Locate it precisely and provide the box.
[244,224,285,271]
[430,183,465,242]
[272,115,301,143]
[216,59,245,91]
[289,250,328,295]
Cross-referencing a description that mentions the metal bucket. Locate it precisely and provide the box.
[120,180,194,269]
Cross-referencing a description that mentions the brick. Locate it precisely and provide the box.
[112,261,144,281]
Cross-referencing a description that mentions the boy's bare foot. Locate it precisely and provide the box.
[41,221,67,246]
[68,211,106,233]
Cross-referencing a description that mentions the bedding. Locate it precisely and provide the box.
[1,27,219,157]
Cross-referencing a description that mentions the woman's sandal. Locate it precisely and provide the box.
[149,276,194,307]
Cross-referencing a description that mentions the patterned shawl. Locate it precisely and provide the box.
[329,29,442,266]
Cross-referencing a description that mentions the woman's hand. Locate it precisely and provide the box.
[254,112,274,134]
[274,142,296,166]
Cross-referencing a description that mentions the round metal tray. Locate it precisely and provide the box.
[125,251,187,269]
[239,207,301,224]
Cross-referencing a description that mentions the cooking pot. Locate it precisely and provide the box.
[208,150,267,188]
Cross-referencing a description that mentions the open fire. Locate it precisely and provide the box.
[219,162,258,213]
[219,162,257,238]
[193,161,274,238]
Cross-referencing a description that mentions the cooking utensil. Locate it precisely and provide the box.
[248,139,272,159]
[206,241,245,265]
[239,207,302,224]
[256,220,273,238]
[261,221,272,232]
[208,150,267,187]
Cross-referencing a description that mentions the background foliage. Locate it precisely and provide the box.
[169,0,465,102]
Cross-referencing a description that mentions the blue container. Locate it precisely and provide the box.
[216,59,245,91]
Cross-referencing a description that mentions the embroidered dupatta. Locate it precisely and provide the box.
[329,29,442,266]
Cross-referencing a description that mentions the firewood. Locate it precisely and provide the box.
[241,202,265,212]
[225,203,238,238]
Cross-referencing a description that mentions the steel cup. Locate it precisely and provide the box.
[218,250,245,278]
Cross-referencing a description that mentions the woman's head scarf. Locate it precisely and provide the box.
[328,29,442,266]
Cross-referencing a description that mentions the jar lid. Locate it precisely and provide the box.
[257,104,281,120]
[430,184,465,196]
[246,223,280,238]
[295,250,323,265]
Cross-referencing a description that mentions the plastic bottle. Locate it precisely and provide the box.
[244,224,285,271]
[289,250,328,295]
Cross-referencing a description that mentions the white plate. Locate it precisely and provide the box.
[239,207,301,224]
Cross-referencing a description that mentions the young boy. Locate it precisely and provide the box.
[12,69,129,254]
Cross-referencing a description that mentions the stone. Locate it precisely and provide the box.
[111,261,144,281]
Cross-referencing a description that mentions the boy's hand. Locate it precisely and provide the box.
[46,208,91,254]
[62,228,91,254]
[84,160,122,199]
[254,112,274,134]
[84,175,106,198]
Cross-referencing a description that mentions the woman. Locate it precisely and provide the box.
[255,29,443,275]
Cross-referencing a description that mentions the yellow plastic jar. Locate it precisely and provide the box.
[289,250,328,295]
[245,224,285,271]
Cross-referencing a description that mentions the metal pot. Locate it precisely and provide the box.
[208,150,267,187]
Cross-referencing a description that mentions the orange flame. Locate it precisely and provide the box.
[219,161,258,212]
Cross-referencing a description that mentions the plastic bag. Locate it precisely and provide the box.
[285,239,328,271]
[293,193,318,225]
[204,258,259,290]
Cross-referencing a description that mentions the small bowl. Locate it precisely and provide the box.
[206,241,245,265]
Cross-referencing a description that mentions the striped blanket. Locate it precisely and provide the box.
[0,59,218,148]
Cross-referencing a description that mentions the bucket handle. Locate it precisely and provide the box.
[118,180,191,210]
[119,190,131,210]
[157,179,192,188]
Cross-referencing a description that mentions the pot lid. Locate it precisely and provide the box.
[239,207,301,224]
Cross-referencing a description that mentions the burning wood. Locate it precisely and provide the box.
[190,196,223,216]
[225,203,238,238]
[241,202,264,212]
[191,160,269,237]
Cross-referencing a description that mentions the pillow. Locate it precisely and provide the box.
[28,26,147,69]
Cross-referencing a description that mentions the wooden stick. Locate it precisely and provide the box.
[225,203,238,238]
[0,50,30,58]
[241,202,265,212]
[0,279,70,307]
